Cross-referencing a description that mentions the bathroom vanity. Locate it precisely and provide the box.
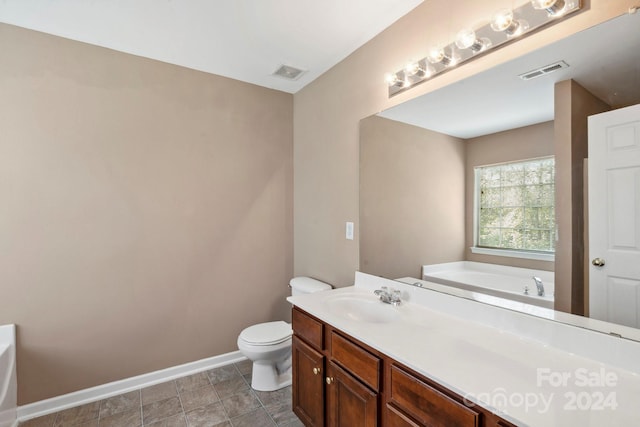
[288,273,640,427]
[292,307,514,427]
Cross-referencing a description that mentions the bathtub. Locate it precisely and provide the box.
[422,261,554,309]
[0,325,17,427]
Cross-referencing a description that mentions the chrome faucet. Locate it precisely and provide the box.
[374,286,402,306]
[532,276,545,297]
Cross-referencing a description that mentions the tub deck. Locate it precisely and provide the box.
[422,261,554,309]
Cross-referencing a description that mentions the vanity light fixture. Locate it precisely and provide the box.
[386,0,581,96]
[531,0,569,17]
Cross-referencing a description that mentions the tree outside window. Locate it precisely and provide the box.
[476,157,555,253]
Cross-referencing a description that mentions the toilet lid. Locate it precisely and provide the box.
[239,321,292,345]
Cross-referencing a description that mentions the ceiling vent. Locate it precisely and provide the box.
[272,64,306,81]
[519,60,570,80]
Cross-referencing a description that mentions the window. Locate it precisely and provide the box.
[474,157,555,259]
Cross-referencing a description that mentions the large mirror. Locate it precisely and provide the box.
[359,11,640,338]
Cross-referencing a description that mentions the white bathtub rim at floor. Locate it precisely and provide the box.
[0,325,17,427]
[422,261,555,309]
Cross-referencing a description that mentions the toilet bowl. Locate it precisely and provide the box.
[237,321,293,391]
[237,277,331,391]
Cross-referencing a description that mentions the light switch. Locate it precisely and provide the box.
[346,222,354,240]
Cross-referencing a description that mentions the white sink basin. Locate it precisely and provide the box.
[325,293,400,323]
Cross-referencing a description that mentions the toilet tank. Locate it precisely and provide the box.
[289,277,332,296]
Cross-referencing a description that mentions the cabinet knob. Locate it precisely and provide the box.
[325,377,334,385]
[313,367,320,375]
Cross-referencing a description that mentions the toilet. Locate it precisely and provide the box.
[237,277,332,391]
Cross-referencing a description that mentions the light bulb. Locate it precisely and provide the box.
[385,72,412,89]
[491,9,527,37]
[427,47,445,64]
[531,0,558,7]
[455,28,492,53]
[490,9,515,32]
[455,28,477,49]
[531,0,567,16]
[404,60,434,78]
[428,47,459,67]
[427,47,457,67]
[385,73,400,86]
[405,61,422,76]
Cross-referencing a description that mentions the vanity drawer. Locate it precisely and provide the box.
[386,404,420,427]
[330,331,381,391]
[389,364,480,427]
[292,308,324,350]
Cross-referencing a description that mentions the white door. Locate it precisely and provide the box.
[588,103,640,328]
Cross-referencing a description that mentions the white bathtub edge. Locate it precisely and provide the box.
[421,261,555,308]
[422,261,554,283]
[17,351,246,423]
[0,325,17,427]
[0,326,15,346]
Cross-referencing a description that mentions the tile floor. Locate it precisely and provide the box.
[19,360,303,427]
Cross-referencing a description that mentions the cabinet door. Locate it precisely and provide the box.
[326,361,378,427]
[292,336,325,427]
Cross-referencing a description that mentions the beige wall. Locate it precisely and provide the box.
[294,0,628,288]
[360,116,465,279]
[554,80,610,314]
[465,122,555,271]
[0,24,293,404]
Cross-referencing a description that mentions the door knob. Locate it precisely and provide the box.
[325,377,334,385]
[592,258,606,267]
[313,367,320,375]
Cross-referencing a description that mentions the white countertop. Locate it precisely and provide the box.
[287,273,640,427]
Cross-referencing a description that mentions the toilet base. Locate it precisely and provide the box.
[250,358,292,391]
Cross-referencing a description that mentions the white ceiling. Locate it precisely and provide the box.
[379,11,640,139]
[0,0,423,94]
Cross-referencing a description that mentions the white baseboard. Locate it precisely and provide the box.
[17,351,246,422]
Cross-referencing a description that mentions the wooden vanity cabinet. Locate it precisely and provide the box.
[292,308,326,427]
[293,308,381,427]
[292,307,517,427]
[292,336,325,427]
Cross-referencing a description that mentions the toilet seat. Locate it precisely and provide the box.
[239,321,292,346]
